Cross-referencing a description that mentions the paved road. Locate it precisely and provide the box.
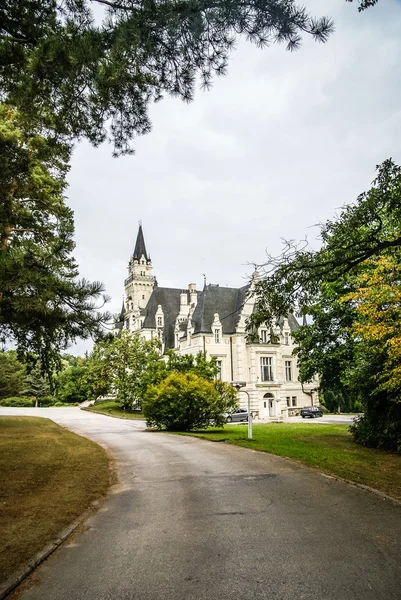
[282,415,357,425]
[2,408,401,600]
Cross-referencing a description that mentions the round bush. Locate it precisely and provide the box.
[143,372,235,431]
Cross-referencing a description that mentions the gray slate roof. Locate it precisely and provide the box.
[140,282,299,352]
[287,313,300,332]
[192,284,249,335]
[133,224,149,262]
[142,287,193,351]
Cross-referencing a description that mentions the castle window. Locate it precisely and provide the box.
[286,397,291,407]
[157,316,163,327]
[142,295,145,300]
[260,329,268,343]
[292,396,297,407]
[285,360,292,381]
[214,329,220,343]
[260,357,273,381]
[285,332,290,345]
[125,318,130,329]
[215,360,222,379]
[141,260,145,265]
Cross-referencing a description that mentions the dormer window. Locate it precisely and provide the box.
[157,316,163,327]
[284,332,290,345]
[214,328,220,343]
[260,329,268,343]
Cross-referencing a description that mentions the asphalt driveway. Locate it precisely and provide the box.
[2,407,400,600]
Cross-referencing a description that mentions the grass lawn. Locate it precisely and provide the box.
[0,417,111,584]
[84,400,145,420]
[176,423,401,501]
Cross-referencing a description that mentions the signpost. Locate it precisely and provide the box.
[231,381,252,440]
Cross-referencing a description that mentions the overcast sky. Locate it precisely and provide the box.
[67,0,401,355]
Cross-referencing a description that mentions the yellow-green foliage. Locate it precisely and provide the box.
[346,255,401,397]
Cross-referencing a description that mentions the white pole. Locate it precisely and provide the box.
[245,390,252,440]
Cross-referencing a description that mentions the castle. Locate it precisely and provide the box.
[116,225,317,419]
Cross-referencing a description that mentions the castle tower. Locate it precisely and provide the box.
[124,225,156,324]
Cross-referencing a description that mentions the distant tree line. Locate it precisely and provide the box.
[0,333,238,430]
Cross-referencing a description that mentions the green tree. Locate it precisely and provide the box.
[165,350,218,381]
[345,254,401,452]
[250,160,401,330]
[0,104,110,376]
[0,350,26,398]
[143,371,237,431]
[250,160,401,450]
[55,365,89,404]
[21,362,51,406]
[83,336,115,401]
[1,0,333,154]
[346,0,379,11]
[292,278,359,413]
[102,330,163,409]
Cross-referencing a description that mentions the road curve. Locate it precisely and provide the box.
[2,407,401,600]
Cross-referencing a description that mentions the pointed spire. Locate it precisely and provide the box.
[119,297,126,321]
[133,223,149,262]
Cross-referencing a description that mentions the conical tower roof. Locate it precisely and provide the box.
[119,298,126,321]
[133,224,149,261]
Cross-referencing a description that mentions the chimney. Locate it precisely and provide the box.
[189,283,197,306]
[180,291,188,309]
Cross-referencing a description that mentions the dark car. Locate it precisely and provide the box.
[301,406,323,418]
[224,408,249,423]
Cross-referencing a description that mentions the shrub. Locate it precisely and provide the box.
[350,393,401,454]
[143,372,237,431]
[0,397,35,407]
[39,396,56,407]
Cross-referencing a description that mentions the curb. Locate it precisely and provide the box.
[80,407,146,422]
[0,501,100,600]
[318,472,401,507]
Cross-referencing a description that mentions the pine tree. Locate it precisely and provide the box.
[0,0,334,154]
[0,105,110,376]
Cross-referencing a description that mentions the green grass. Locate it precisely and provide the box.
[0,417,111,584]
[176,423,401,501]
[83,400,145,420]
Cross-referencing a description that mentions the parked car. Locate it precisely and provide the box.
[301,406,323,418]
[224,408,249,423]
